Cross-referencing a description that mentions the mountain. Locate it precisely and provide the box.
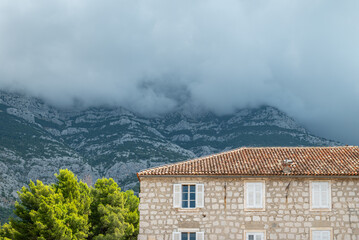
[0,91,339,221]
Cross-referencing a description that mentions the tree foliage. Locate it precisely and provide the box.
[89,178,139,240]
[0,170,139,240]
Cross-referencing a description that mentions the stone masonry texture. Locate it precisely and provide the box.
[138,177,359,240]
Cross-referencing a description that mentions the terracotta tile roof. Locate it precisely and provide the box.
[137,146,359,177]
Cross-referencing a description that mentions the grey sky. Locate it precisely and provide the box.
[0,0,358,145]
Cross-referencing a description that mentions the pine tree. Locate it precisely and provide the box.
[0,170,139,240]
[2,169,91,240]
[89,178,139,240]
[123,190,139,239]
[0,223,13,240]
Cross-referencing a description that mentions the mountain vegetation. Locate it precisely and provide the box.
[0,169,139,240]
[0,91,339,221]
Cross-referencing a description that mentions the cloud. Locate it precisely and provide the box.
[0,0,358,144]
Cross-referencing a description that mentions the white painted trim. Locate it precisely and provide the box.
[244,180,266,211]
[173,184,182,208]
[177,228,200,232]
[173,231,181,240]
[196,183,205,208]
[196,232,204,240]
[175,183,203,210]
[309,180,332,211]
[244,230,266,240]
[310,227,333,240]
[176,208,200,213]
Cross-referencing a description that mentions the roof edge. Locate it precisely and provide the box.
[138,174,359,179]
[137,145,357,176]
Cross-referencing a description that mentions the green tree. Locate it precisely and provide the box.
[0,222,13,240]
[123,190,139,239]
[2,169,91,240]
[0,170,139,240]
[89,178,139,240]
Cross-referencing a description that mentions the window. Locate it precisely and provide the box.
[245,181,265,209]
[182,185,196,208]
[245,232,264,240]
[311,181,331,209]
[173,232,204,240]
[311,229,331,240]
[181,232,196,240]
[173,184,204,209]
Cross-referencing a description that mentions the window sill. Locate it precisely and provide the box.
[244,208,266,212]
[175,208,201,213]
[310,208,332,212]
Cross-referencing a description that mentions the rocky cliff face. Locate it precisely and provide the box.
[0,91,338,216]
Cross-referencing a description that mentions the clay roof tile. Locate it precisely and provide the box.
[137,146,359,177]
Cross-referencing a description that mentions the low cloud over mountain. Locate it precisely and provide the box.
[0,0,358,144]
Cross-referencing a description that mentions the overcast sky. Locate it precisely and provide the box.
[0,0,358,145]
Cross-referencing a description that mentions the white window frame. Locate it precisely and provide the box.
[244,180,265,211]
[173,229,204,240]
[310,181,331,211]
[310,228,333,240]
[181,184,197,209]
[244,230,266,240]
[173,183,204,209]
[180,232,197,240]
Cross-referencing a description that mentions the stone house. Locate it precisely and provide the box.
[137,146,359,240]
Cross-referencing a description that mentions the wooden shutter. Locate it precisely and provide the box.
[312,231,321,240]
[196,232,204,240]
[322,231,330,240]
[312,230,331,240]
[254,183,262,207]
[246,182,263,208]
[247,233,263,240]
[173,184,181,208]
[312,182,320,208]
[196,184,204,208]
[320,182,329,208]
[312,182,330,208]
[173,232,181,240]
[246,183,254,208]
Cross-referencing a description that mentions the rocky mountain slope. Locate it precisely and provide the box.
[0,91,339,220]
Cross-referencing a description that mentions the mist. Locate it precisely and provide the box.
[0,0,358,145]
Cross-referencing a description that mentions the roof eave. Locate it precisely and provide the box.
[137,174,359,179]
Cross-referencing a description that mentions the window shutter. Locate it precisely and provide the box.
[173,232,181,240]
[312,182,330,208]
[173,184,181,208]
[312,231,321,240]
[312,230,331,240]
[196,232,204,240]
[321,182,329,208]
[246,183,255,208]
[312,182,320,208]
[196,184,204,208]
[247,233,263,240]
[255,183,262,207]
[246,182,263,208]
[323,231,331,240]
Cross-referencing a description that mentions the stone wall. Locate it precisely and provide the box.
[138,177,359,240]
